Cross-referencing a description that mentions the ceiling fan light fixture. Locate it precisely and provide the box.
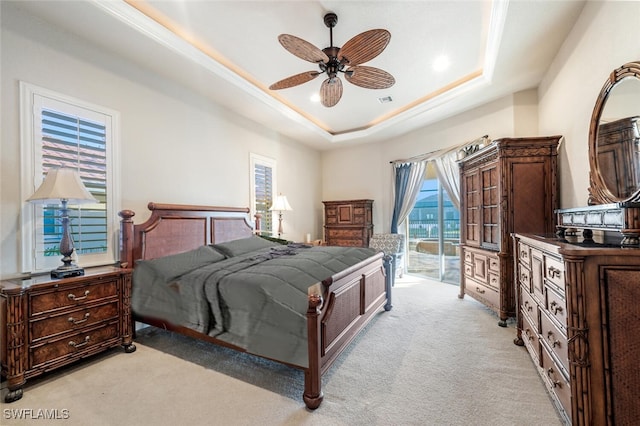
[270,13,394,107]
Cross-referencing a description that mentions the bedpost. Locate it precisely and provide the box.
[383,255,393,311]
[303,293,324,410]
[254,213,262,235]
[118,210,135,268]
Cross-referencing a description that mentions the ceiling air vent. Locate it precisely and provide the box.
[378,96,393,104]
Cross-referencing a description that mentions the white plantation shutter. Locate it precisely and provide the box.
[21,83,120,273]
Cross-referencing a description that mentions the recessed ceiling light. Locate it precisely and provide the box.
[378,96,393,104]
[310,93,320,102]
[432,55,450,72]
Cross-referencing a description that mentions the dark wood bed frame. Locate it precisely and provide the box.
[119,202,392,409]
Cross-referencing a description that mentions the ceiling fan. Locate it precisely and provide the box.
[269,12,395,108]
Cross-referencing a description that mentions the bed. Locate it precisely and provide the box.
[119,202,392,409]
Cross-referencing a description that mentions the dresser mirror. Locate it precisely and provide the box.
[588,60,640,204]
[556,61,640,246]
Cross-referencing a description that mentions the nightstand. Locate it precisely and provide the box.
[0,266,135,402]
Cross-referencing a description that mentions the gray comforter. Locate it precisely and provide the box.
[132,237,378,367]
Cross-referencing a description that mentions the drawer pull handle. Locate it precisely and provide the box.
[546,367,562,388]
[476,287,485,294]
[524,329,534,341]
[547,331,561,348]
[68,290,90,301]
[524,300,533,312]
[550,301,564,315]
[547,266,561,279]
[68,312,90,325]
[521,250,528,259]
[68,336,91,349]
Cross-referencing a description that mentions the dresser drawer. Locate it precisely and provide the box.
[464,277,500,308]
[544,255,565,289]
[518,264,531,292]
[327,228,363,239]
[520,285,539,327]
[541,344,571,420]
[29,322,120,369]
[327,238,364,247]
[30,280,118,316]
[517,242,531,267]
[545,285,566,329]
[541,312,569,374]
[30,300,119,343]
[521,311,540,365]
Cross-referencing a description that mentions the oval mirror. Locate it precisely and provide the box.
[588,61,640,205]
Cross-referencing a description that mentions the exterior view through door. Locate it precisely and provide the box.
[406,162,460,283]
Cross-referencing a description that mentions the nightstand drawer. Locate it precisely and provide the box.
[30,322,120,369]
[30,279,118,316]
[30,300,119,343]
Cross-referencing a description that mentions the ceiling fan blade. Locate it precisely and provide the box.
[320,77,343,107]
[269,71,321,90]
[278,34,329,64]
[345,66,395,89]
[338,29,391,66]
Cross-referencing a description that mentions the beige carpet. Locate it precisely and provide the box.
[1,275,562,426]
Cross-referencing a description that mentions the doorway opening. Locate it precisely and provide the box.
[405,162,460,283]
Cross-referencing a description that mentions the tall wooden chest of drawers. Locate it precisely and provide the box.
[458,136,560,326]
[323,199,373,247]
[513,233,640,425]
[1,266,136,402]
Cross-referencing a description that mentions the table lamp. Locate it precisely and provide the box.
[269,194,292,238]
[27,167,97,278]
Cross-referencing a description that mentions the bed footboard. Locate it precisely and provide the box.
[304,252,392,409]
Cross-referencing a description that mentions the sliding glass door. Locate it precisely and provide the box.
[406,163,460,283]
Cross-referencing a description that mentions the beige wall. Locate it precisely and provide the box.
[0,4,321,278]
[538,0,640,208]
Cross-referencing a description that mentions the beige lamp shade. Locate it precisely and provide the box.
[269,194,292,211]
[27,168,97,204]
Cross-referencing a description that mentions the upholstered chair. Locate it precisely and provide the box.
[368,233,405,281]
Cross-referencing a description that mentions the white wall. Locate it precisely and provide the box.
[0,4,321,278]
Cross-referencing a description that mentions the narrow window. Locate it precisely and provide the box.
[21,83,120,273]
[250,153,277,235]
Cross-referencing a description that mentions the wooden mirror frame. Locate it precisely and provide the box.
[588,61,640,205]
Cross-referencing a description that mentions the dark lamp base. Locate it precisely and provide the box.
[51,266,85,279]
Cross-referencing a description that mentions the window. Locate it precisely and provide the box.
[249,153,277,235]
[20,82,120,273]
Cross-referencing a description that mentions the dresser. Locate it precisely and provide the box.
[323,199,373,247]
[458,136,561,326]
[513,233,640,425]
[1,266,136,402]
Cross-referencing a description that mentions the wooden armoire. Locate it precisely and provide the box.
[323,199,373,247]
[458,136,561,326]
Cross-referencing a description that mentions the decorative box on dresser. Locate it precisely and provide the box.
[458,136,561,326]
[0,266,136,402]
[323,199,373,247]
[513,232,640,425]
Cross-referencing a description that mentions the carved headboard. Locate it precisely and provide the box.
[118,202,259,267]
